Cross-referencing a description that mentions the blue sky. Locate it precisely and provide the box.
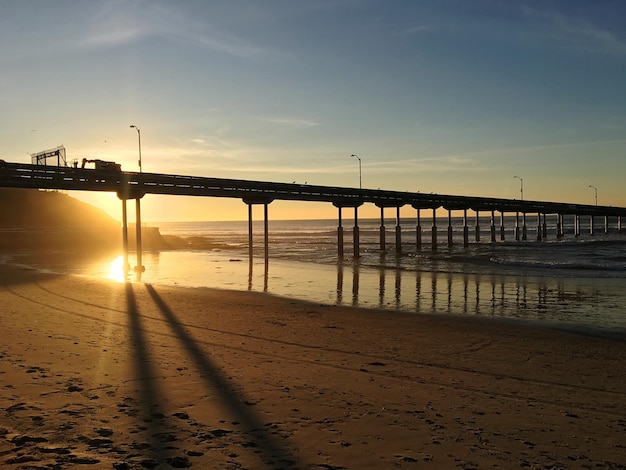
[1,0,625,221]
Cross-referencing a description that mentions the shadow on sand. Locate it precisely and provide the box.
[125,282,190,468]
[124,282,301,468]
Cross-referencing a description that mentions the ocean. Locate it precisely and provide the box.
[10,217,626,334]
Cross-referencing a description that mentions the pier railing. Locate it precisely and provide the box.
[1,161,624,216]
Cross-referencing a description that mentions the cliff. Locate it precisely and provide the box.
[0,188,175,252]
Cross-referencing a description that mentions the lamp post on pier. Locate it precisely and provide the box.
[589,185,598,206]
[350,154,362,189]
[129,124,144,279]
[513,175,524,201]
[129,124,142,172]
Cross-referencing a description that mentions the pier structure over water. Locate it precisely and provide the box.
[1,161,624,272]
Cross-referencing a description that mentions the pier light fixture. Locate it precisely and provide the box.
[350,154,362,189]
[129,124,142,172]
[513,175,524,201]
[589,185,598,206]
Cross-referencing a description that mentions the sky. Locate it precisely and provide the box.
[1,0,625,222]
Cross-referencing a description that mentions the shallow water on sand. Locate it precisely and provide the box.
[7,217,626,334]
[17,247,625,335]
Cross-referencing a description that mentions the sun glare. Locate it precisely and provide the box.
[108,256,127,282]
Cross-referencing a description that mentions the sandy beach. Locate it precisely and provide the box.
[1,263,625,469]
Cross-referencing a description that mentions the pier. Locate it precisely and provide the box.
[1,161,625,272]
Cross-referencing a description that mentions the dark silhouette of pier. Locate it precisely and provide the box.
[1,161,624,272]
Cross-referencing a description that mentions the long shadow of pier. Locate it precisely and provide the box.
[144,283,301,469]
[125,282,180,467]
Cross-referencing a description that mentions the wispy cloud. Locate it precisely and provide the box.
[259,117,319,128]
[362,155,478,174]
[522,7,626,55]
[341,137,626,176]
[82,1,284,60]
[400,24,438,36]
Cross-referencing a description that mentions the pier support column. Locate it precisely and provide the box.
[248,204,253,260]
[522,213,527,241]
[605,216,609,234]
[353,207,360,259]
[575,214,580,238]
[542,213,547,239]
[463,209,469,248]
[447,210,454,247]
[619,216,622,233]
[121,199,130,276]
[134,198,144,279]
[475,210,480,242]
[557,214,563,240]
[395,207,402,254]
[431,208,438,252]
[337,207,344,259]
[379,207,386,252]
[490,210,496,242]
[264,203,269,270]
[536,213,542,241]
[500,212,505,241]
[590,215,594,236]
[515,212,520,241]
[415,208,422,251]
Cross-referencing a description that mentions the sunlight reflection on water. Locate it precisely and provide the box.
[76,249,626,333]
[107,256,127,283]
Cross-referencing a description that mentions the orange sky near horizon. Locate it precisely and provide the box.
[73,191,405,223]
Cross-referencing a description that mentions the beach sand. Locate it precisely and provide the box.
[1,263,625,469]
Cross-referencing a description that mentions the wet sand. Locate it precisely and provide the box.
[1,263,625,469]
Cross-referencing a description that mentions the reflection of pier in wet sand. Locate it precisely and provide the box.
[299,263,616,329]
[241,242,619,328]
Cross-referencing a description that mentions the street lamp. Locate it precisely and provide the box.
[350,154,362,189]
[129,125,142,172]
[589,185,598,206]
[513,175,524,201]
